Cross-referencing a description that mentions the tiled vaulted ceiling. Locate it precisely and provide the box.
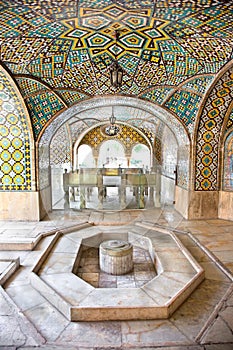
[0,0,232,138]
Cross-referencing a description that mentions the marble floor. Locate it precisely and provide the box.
[0,206,233,349]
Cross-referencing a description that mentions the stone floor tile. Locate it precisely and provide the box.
[201,316,233,344]
[6,284,45,312]
[3,265,30,288]
[0,288,45,347]
[170,298,218,342]
[56,321,122,347]
[79,272,99,285]
[225,262,233,273]
[121,320,190,347]
[219,306,233,330]
[185,246,211,263]
[226,290,233,306]
[78,263,100,273]
[213,250,233,263]
[132,347,204,350]
[204,344,233,350]
[199,261,231,282]
[1,211,233,349]
[20,250,44,266]
[39,252,76,274]
[0,316,36,347]
[205,240,233,251]
[21,347,80,350]
[24,301,69,342]
[186,279,230,304]
[173,235,197,248]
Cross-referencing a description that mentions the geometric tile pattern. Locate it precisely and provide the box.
[195,66,233,190]
[55,90,89,107]
[164,91,202,133]
[223,131,233,191]
[182,76,214,94]
[0,1,232,142]
[0,1,232,194]
[140,87,173,105]
[50,124,71,166]
[16,77,66,138]
[154,122,164,165]
[0,70,32,191]
[25,91,65,138]
[80,124,151,156]
[225,108,233,133]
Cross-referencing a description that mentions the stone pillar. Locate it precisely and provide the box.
[79,187,86,209]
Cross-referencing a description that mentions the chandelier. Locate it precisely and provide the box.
[105,107,120,136]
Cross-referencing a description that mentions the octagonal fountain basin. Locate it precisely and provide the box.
[30,223,204,321]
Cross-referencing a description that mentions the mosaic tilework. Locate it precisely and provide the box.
[16,77,48,96]
[165,90,202,133]
[16,76,66,138]
[159,40,203,85]
[29,2,77,21]
[25,91,65,137]
[154,122,164,166]
[0,1,231,196]
[80,0,153,9]
[140,87,173,105]
[0,70,32,191]
[182,76,214,94]
[179,4,233,42]
[138,127,154,144]
[80,124,151,155]
[177,144,190,190]
[0,1,231,140]
[55,90,89,106]
[225,109,233,134]
[223,131,233,191]
[50,124,71,165]
[38,143,50,190]
[195,67,233,191]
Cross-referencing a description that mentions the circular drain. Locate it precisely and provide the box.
[99,240,133,275]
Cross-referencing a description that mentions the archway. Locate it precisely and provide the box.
[38,96,190,216]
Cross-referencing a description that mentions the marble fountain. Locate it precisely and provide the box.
[25,221,205,321]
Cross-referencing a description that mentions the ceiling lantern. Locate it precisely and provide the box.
[109,30,123,88]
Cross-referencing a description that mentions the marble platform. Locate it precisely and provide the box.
[29,222,204,321]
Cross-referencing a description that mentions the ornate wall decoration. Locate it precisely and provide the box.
[164,90,202,134]
[223,131,233,191]
[50,124,71,166]
[225,109,233,134]
[16,77,66,138]
[0,69,33,191]
[140,87,173,105]
[0,1,232,141]
[80,123,151,156]
[1,0,232,196]
[195,66,233,191]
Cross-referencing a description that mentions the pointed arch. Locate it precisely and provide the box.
[193,61,233,191]
[0,63,36,191]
